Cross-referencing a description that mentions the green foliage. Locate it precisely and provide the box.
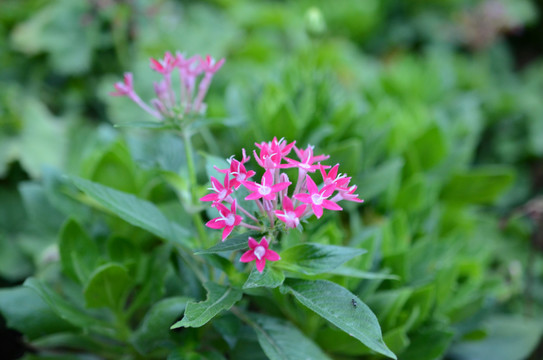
[1,0,542,359]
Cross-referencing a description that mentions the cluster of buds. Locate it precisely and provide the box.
[110,51,225,120]
[201,138,363,272]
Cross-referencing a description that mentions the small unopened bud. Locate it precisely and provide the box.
[305,7,326,38]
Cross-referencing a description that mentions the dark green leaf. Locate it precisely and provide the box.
[250,313,332,360]
[278,243,366,275]
[195,232,259,255]
[58,218,99,284]
[84,263,132,309]
[71,177,191,247]
[243,266,285,289]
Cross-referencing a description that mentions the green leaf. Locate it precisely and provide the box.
[24,278,112,335]
[449,315,543,360]
[171,282,242,329]
[278,243,366,275]
[114,121,170,129]
[327,267,400,280]
[356,158,404,201]
[243,266,285,289]
[441,166,515,204]
[131,296,191,354]
[0,286,75,340]
[250,313,332,360]
[71,177,191,247]
[195,232,260,254]
[404,125,447,174]
[58,218,99,284]
[84,263,132,310]
[400,327,454,360]
[282,279,396,359]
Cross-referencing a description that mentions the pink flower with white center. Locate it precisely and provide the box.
[294,175,342,218]
[150,51,177,75]
[243,169,291,201]
[254,137,296,169]
[275,196,306,229]
[286,145,330,172]
[319,164,351,188]
[240,237,280,273]
[110,73,134,97]
[216,159,256,190]
[205,201,242,241]
[200,174,233,203]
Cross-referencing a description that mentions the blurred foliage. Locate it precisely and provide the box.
[1,0,543,359]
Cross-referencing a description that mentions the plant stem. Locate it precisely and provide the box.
[182,129,208,247]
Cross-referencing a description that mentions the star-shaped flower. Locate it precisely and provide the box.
[275,196,306,228]
[205,201,242,241]
[294,175,342,218]
[240,237,280,272]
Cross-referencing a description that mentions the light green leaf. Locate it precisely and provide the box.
[327,267,400,280]
[58,218,99,284]
[84,263,132,310]
[278,243,366,275]
[71,177,190,247]
[131,296,191,354]
[243,266,285,289]
[250,313,332,360]
[441,166,515,204]
[195,232,260,254]
[171,282,242,329]
[282,279,396,359]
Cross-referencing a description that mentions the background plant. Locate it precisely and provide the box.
[1,0,543,359]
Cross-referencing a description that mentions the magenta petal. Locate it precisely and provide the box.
[265,249,280,261]
[305,175,318,194]
[322,200,342,211]
[313,205,323,218]
[248,237,259,249]
[200,193,218,202]
[271,182,291,192]
[283,196,293,211]
[294,193,312,203]
[245,192,263,200]
[294,204,307,217]
[255,259,266,273]
[260,237,269,248]
[242,181,260,192]
[206,219,224,229]
[263,170,273,186]
[222,226,234,241]
[240,250,256,263]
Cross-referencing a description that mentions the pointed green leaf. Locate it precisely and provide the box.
[282,279,396,359]
[70,177,190,247]
[84,263,132,309]
[278,243,366,275]
[58,218,99,284]
[243,266,285,289]
[250,313,332,360]
[171,282,242,329]
[24,278,112,335]
[195,232,260,254]
[131,296,191,354]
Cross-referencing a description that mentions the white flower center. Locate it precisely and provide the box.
[254,245,266,260]
[287,211,297,220]
[218,189,227,200]
[224,214,235,226]
[236,173,246,182]
[300,163,311,169]
[259,186,271,196]
[311,193,323,205]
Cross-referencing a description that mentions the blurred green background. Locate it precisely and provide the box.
[1,0,543,359]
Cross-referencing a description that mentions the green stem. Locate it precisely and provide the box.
[181,130,209,247]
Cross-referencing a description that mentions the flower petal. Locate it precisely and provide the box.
[265,249,280,261]
[305,175,318,194]
[322,200,342,211]
[248,237,259,249]
[255,259,266,273]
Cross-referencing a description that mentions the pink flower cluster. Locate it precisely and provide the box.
[201,138,364,272]
[110,51,225,120]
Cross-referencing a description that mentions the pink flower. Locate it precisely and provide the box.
[294,175,342,218]
[275,196,306,228]
[110,73,134,97]
[216,158,256,190]
[150,51,177,75]
[203,55,226,74]
[205,201,242,241]
[254,137,296,169]
[200,174,233,203]
[319,164,350,188]
[286,145,330,172]
[243,169,291,201]
[336,184,364,203]
[240,237,280,273]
